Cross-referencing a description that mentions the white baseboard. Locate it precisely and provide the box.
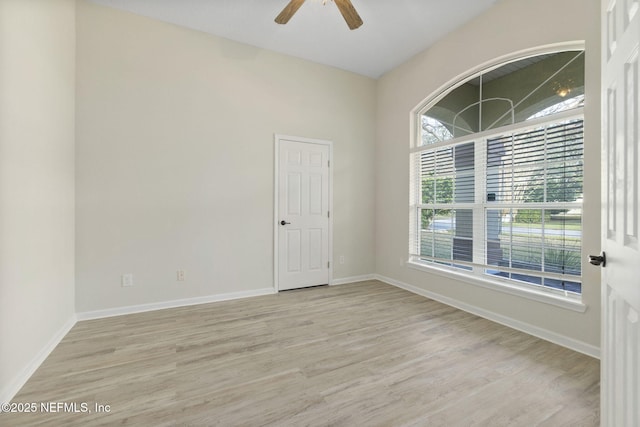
[76,288,276,321]
[0,314,77,404]
[375,274,600,359]
[331,274,376,286]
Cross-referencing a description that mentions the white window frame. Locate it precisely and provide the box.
[409,105,586,313]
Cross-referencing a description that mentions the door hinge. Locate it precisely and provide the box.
[328,261,330,268]
[328,160,330,167]
[327,211,330,218]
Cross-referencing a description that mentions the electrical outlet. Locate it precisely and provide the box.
[399,258,404,267]
[121,273,133,287]
[339,255,345,265]
[177,270,185,281]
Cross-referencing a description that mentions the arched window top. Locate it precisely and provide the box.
[418,50,585,146]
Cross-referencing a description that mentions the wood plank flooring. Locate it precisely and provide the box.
[1,280,599,426]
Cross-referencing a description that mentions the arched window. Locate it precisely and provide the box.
[410,50,585,297]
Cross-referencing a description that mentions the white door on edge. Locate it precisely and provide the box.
[601,0,640,425]
[278,139,330,291]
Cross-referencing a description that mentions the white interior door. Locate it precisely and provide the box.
[601,1,640,425]
[276,137,330,291]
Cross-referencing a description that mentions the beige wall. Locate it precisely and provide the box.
[75,1,376,312]
[375,0,601,349]
[0,0,76,401]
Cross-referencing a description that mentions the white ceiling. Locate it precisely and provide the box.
[89,0,497,78]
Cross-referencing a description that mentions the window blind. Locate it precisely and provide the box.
[411,118,584,294]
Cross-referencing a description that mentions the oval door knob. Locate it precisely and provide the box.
[588,252,606,267]
[280,220,291,226]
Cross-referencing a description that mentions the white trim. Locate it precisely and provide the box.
[411,108,585,154]
[375,274,599,359]
[330,274,376,286]
[76,288,276,321]
[407,256,583,285]
[406,260,585,312]
[0,314,77,403]
[274,135,279,291]
[273,134,333,292]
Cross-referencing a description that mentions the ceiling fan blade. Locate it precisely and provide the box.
[334,0,363,30]
[275,0,306,25]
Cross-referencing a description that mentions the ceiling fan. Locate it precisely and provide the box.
[275,0,363,30]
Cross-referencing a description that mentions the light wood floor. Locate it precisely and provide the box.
[2,280,599,426]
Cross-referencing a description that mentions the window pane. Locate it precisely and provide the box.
[420,51,585,141]
[481,51,585,129]
[485,208,582,294]
[453,209,473,262]
[421,143,474,205]
[421,116,454,145]
[543,278,582,294]
[420,209,472,265]
[545,121,584,202]
[487,119,584,205]
[453,142,475,203]
[528,94,584,120]
[545,210,582,277]
[420,150,449,204]
[420,209,452,259]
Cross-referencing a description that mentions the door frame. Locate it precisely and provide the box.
[273,134,334,292]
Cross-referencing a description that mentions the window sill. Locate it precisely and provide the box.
[406,260,586,313]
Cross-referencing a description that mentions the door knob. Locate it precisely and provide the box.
[280,220,291,226]
[588,252,606,267]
